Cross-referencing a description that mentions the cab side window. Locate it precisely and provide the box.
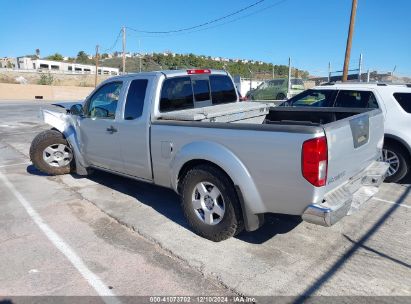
[334,90,379,108]
[124,79,148,120]
[87,82,123,119]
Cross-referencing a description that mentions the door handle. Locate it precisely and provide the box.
[106,126,117,133]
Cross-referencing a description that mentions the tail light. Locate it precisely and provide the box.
[302,136,328,187]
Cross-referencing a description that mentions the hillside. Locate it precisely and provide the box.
[100,53,309,79]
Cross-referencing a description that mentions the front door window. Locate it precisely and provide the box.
[86,82,123,119]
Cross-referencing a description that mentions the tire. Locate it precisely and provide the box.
[276,93,286,100]
[181,164,244,242]
[382,143,408,183]
[29,130,74,175]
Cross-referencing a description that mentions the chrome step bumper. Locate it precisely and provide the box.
[302,161,389,227]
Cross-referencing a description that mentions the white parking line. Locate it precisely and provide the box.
[373,197,411,209]
[0,171,121,304]
[0,162,31,168]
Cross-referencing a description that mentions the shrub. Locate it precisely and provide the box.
[38,73,54,85]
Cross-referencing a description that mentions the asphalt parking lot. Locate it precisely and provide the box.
[0,100,410,301]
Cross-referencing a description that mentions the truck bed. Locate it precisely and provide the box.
[265,107,373,125]
[158,102,373,127]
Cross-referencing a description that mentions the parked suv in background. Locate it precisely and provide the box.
[247,78,304,100]
[283,83,411,183]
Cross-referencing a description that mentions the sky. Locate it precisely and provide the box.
[1,0,410,76]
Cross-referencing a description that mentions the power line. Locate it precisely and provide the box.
[177,0,290,36]
[102,29,122,52]
[126,0,289,38]
[126,0,265,34]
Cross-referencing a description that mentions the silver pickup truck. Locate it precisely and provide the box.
[30,69,388,241]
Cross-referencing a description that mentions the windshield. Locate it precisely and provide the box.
[284,89,336,107]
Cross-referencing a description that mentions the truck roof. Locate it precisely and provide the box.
[107,69,229,81]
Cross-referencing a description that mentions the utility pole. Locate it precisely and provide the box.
[287,57,291,97]
[358,53,363,82]
[342,0,358,82]
[392,65,397,81]
[272,65,275,79]
[328,62,331,82]
[122,26,126,74]
[94,45,99,88]
[139,39,142,72]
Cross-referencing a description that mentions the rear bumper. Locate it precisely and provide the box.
[302,161,389,227]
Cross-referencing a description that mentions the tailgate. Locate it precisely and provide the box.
[323,109,384,193]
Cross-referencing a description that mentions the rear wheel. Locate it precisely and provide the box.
[30,130,74,175]
[382,143,408,183]
[181,164,244,242]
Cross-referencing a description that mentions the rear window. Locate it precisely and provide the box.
[393,93,411,113]
[124,79,148,120]
[209,75,237,104]
[192,79,210,102]
[160,77,193,112]
[334,90,379,108]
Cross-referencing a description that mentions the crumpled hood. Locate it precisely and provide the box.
[51,100,84,111]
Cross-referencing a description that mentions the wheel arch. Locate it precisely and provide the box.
[384,134,411,164]
[172,141,265,231]
[42,109,88,175]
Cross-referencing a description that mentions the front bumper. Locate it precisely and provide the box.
[302,161,389,227]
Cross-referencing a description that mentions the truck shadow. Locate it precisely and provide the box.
[88,170,301,244]
[236,214,301,244]
[26,165,301,244]
[400,171,411,185]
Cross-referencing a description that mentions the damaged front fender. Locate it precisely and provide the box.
[41,109,89,175]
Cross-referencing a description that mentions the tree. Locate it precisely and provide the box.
[101,53,109,59]
[76,51,89,63]
[45,53,64,61]
[35,48,40,58]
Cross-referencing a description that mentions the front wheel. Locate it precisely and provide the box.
[276,93,286,100]
[30,130,74,175]
[382,143,408,183]
[181,164,244,242]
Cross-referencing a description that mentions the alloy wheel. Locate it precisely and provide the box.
[191,182,225,225]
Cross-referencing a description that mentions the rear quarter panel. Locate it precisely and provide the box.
[150,122,325,215]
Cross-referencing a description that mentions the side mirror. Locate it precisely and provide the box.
[69,104,84,116]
